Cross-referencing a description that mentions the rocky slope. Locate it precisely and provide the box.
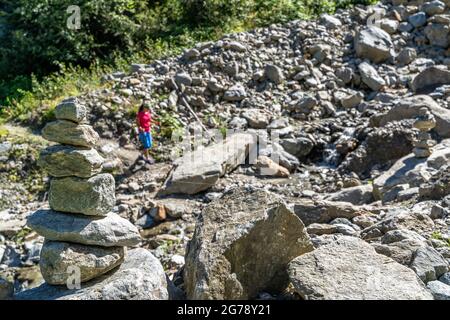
[1,0,450,300]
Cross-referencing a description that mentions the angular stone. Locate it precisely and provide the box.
[354,26,394,63]
[378,95,450,138]
[160,133,256,195]
[358,62,385,91]
[49,173,115,216]
[427,281,450,300]
[27,210,141,247]
[373,139,450,199]
[183,187,313,300]
[425,23,450,48]
[14,249,169,300]
[241,109,271,129]
[412,66,450,93]
[291,199,363,226]
[223,84,247,101]
[264,64,284,84]
[288,237,433,300]
[361,210,435,240]
[39,145,104,178]
[324,185,374,205]
[40,241,124,285]
[42,120,99,147]
[410,246,449,283]
[54,100,87,123]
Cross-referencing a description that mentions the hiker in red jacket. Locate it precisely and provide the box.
[136,102,154,163]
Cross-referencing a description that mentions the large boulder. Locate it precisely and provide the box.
[354,26,394,63]
[288,237,433,300]
[373,139,450,200]
[14,249,169,300]
[160,133,256,195]
[411,66,450,93]
[42,120,99,147]
[49,173,115,216]
[27,210,141,247]
[40,241,124,285]
[339,126,414,177]
[377,95,450,138]
[39,145,104,178]
[183,187,313,299]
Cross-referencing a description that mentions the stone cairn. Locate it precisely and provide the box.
[413,107,436,158]
[26,98,141,286]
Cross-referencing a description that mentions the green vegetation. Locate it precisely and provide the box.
[431,231,450,247]
[0,0,377,124]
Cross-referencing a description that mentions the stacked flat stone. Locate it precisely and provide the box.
[413,107,437,158]
[27,98,141,285]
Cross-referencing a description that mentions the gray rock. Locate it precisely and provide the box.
[241,109,271,129]
[54,100,87,123]
[280,137,314,158]
[39,145,104,178]
[184,187,313,299]
[423,1,446,16]
[410,246,449,283]
[408,12,427,28]
[373,139,450,199]
[320,14,342,29]
[397,47,417,65]
[291,199,362,226]
[412,66,450,93]
[425,23,449,47]
[40,241,124,285]
[288,236,433,300]
[174,72,192,86]
[378,95,450,137]
[223,84,247,101]
[264,64,284,84]
[427,280,450,300]
[42,120,99,148]
[354,26,394,63]
[359,62,386,91]
[379,19,399,34]
[439,272,450,285]
[49,174,115,216]
[27,210,141,247]
[381,229,427,245]
[325,185,374,205]
[160,133,256,195]
[14,249,169,300]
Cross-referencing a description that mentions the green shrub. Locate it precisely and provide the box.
[0,0,379,123]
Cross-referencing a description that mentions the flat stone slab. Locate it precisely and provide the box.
[42,120,99,147]
[288,236,433,300]
[40,241,124,285]
[14,249,169,300]
[39,145,104,178]
[27,210,141,247]
[49,173,115,216]
[160,133,256,195]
